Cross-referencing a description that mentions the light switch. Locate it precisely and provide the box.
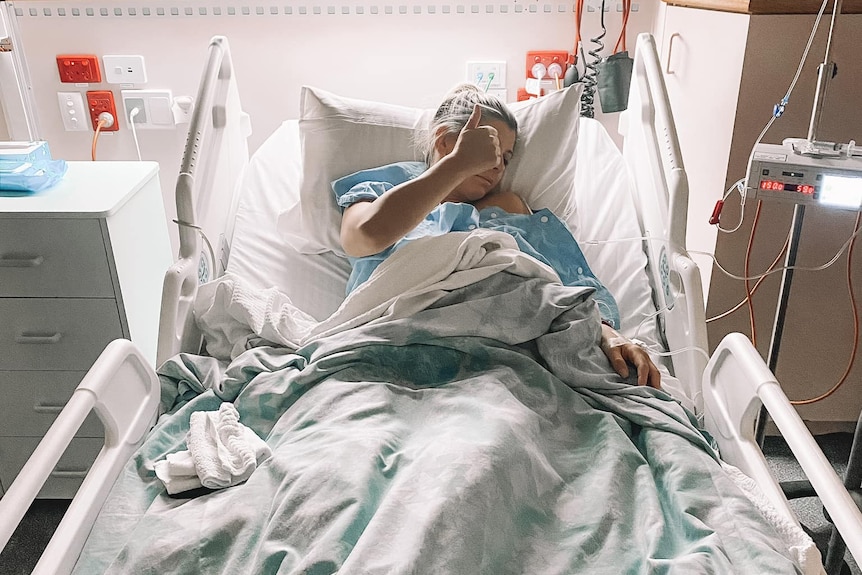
[57,91,89,131]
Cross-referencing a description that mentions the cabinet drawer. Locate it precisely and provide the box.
[0,218,115,298]
[0,298,124,371]
[0,436,104,499]
[0,371,102,437]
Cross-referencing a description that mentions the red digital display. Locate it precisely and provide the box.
[759,180,815,194]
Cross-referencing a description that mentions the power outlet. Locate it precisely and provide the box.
[465,61,506,91]
[121,89,175,129]
[103,55,147,84]
[86,90,119,131]
[56,54,101,83]
[526,51,569,83]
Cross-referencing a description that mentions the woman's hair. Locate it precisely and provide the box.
[417,83,518,165]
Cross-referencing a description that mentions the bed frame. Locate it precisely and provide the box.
[1,33,860,575]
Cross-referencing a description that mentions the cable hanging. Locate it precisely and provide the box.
[580,0,605,118]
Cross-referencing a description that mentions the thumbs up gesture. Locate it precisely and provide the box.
[450,104,502,176]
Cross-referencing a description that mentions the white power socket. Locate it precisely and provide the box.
[121,89,174,129]
[103,55,147,84]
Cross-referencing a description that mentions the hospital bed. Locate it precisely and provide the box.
[2,32,862,574]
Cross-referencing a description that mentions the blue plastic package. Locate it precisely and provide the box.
[0,141,68,193]
[0,159,68,193]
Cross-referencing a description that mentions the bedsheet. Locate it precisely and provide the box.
[72,235,811,575]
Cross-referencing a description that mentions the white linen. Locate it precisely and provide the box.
[199,229,560,359]
[154,403,273,494]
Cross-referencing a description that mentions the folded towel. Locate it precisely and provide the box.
[166,450,197,476]
[187,402,272,489]
[154,457,203,495]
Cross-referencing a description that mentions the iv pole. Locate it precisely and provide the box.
[753,3,862,572]
[754,0,843,445]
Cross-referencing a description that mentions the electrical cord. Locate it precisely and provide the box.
[91,112,114,161]
[129,107,143,161]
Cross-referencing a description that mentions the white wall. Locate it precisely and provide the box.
[10,0,659,254]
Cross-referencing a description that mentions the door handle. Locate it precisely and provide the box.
[0,254,44,267]
[666,32,681,75]
[15,332,62,344]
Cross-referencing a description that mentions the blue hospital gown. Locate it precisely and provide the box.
[333,161,621,329]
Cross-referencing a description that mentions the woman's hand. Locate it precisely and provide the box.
[600,323,661,389]
[449,104,503,177]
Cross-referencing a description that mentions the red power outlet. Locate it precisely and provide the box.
[56,54,102,83]
[526,50,570,81]
[86,90,119,131]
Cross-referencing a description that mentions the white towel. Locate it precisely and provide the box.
[187,403,272,490]
[153,451,203,495]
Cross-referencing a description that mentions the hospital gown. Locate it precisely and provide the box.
[332,161,621,329]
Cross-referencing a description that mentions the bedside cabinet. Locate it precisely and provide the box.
[0,161,172,498]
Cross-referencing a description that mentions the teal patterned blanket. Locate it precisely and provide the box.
[72,249,806,574]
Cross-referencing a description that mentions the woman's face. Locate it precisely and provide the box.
[435,117,516,203]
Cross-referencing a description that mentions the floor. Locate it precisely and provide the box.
[0,433,858,574]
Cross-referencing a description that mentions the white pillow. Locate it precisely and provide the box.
[277,84,584,256]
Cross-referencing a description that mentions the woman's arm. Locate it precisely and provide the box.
[341,105,501,257]
[600,323,661,389]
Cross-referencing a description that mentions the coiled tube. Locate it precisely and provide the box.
[580,0,606,118]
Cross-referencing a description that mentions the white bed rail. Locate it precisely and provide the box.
[0,339,160,575]
[705,333,862,561]
[623,34,862,562]
[158,34,251,366]
[619,33,709,413]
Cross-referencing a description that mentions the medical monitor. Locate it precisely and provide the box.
[746,141,862,212]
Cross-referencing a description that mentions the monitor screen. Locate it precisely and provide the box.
[819,174,862,210]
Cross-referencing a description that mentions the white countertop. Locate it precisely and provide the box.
[0,161,160,218]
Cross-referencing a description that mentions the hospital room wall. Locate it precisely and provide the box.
[701,14,862,430]
[9,1,656,253]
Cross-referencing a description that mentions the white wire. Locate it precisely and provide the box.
[716,178,747,234]
[647,344,711,362]
[691,220,862,282]
[129,107,143,161]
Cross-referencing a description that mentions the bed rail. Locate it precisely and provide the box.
[705,333,862,562]
[0,339,160,575]
[619,33,709,413]
[158,34,251,366]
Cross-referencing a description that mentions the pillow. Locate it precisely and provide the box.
[277,84,584,256]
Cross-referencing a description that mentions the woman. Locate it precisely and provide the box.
[335,85,661,389]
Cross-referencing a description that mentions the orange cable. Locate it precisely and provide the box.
[91,118,106,161]
[571,0,585,67]
[791,211,861,405]
[614,0,631,54]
